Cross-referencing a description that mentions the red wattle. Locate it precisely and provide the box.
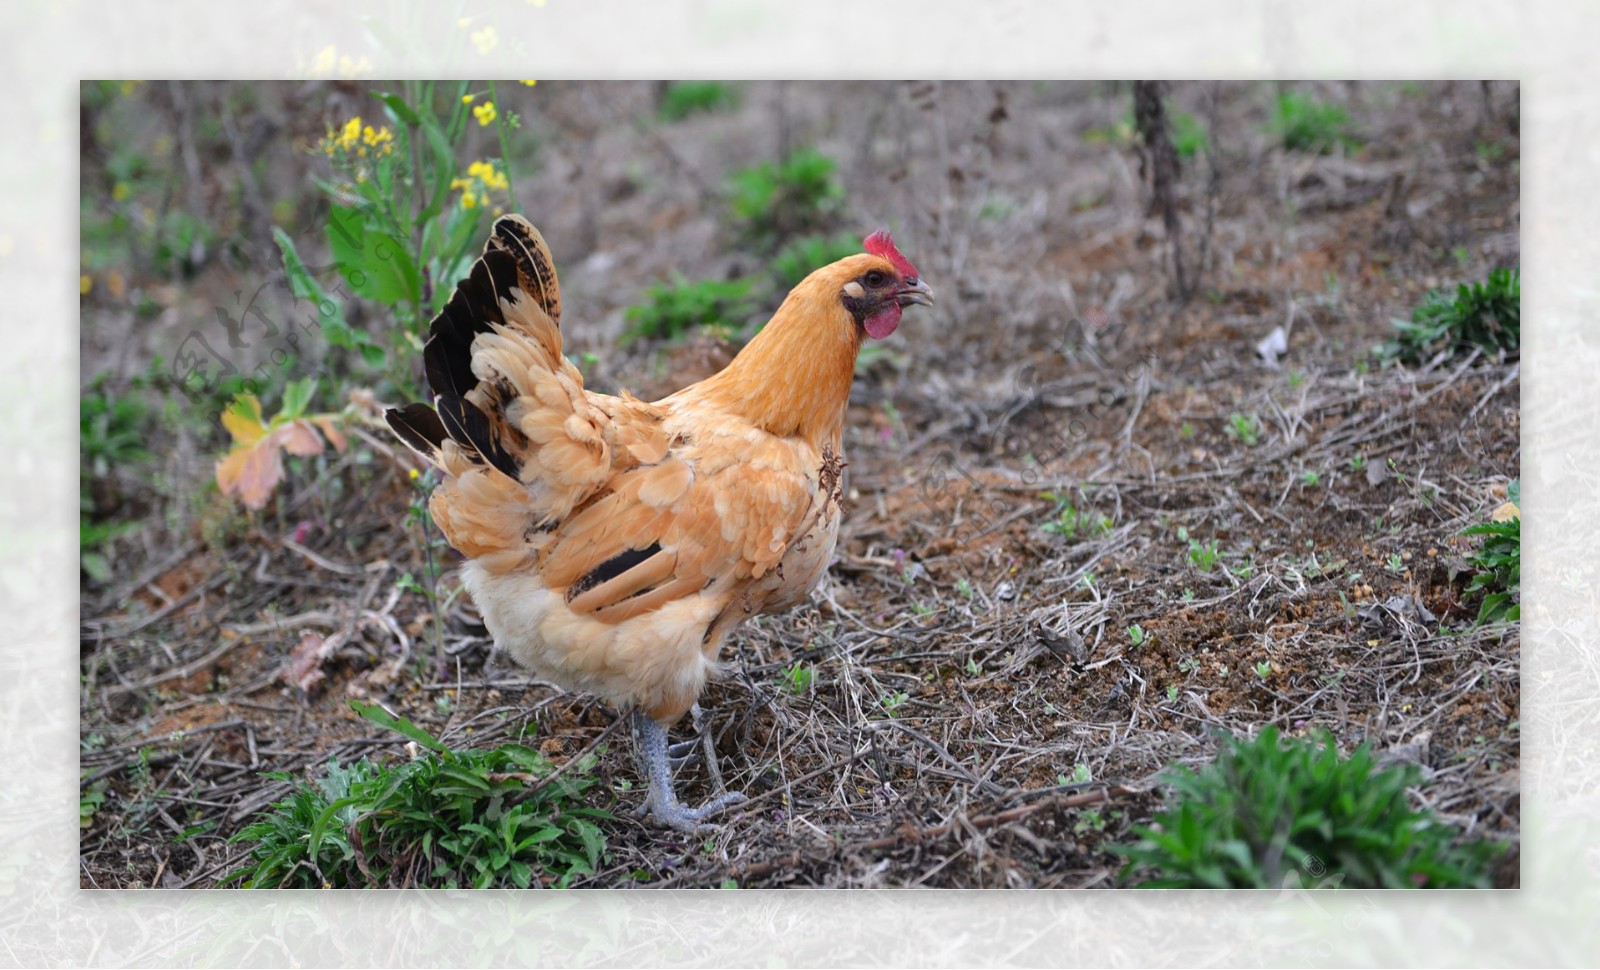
[863,304,901,340]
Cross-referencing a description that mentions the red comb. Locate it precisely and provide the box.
[863,230,919,280]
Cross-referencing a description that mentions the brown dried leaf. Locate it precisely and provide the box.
[215,435,286,510]
[284,630,332,693]
[313,415,349,453]
[277,419,326,457]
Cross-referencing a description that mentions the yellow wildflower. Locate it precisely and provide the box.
[466,160,509,191]
[361,123,394,156]
[462,93,476,104]
[456,16,472,27]
[408,468,420,481]
[472,101,497,126]
[118,80,143,96]
[80,274,92,295]
[112,181,130,202]
[338,116,362,152]
[471,26,498,54]
[519,80,538,87]
[452,159,510,210]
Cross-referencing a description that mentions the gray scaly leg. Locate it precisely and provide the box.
[631,710,746,832]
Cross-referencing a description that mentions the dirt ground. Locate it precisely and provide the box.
[79,80,1520,888]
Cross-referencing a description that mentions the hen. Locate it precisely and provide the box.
[386,215,933,830]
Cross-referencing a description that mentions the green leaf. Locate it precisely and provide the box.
[279,378,318,421]
[374,90,421,127]
[416,112,458,225]
[363,228,423,306]
[274,227,350,340]
[349,700,449,753]
[326,204,370,279]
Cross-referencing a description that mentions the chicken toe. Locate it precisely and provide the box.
[631,711,746,831]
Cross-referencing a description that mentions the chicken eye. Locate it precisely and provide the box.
[865,270,886,288]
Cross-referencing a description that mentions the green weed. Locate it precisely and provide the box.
[1461,481,1520,624]
[623,275,757,343]
[1224,412,1262,447]
[1383,267,1519,363]
[1113,726,1499,887]
[728,147,844,247]
[1268,92,1360,154]
[1039,491,1113,539]
[226,702,609,888]
[658,81,739,122]
[782,662,815,696]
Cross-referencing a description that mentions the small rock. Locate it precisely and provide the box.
[1256,326,1289,369]
[1358,595,1437,635]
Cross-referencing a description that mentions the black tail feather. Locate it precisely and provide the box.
[384,403,448,457]
[395,215,562,485]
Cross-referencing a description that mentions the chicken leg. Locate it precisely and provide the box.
[630,710,746,831]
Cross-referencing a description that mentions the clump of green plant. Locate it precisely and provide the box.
[877,691,909,718]
[81,379,156,583]
[728,147,844,247]
[227,702,609,889]
[1224,412,1262,447]
[1113,726,1498,888]
[658,81,739,122]
[1383,267,1520,364]
[1268,92,1360,154]
[1086,107,1207,159]
[1170,110,1208,159]
[1461,480,1520,624]
[622,275,758,343]
[770,231,861,290]
[1177,526,1222,574]
[782,662,815,696]
[1039,490,1113,539]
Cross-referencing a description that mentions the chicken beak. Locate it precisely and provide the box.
[896,278,935,308]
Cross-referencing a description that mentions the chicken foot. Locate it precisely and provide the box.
[630,710,746,831]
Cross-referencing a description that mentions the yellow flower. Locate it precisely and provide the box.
[471,25,498,54]
[118,80,143,96]
[80,274,92,295]
[472,101,497,126]
[519,80,538,87]
[453,160,510,210]
[456,16,472,27]
[461,93,476,104]
[337,116,362,152]
[465,160,509,191]
[408,468,420,481]
[111,181,130,202]
[362,124,394,156]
